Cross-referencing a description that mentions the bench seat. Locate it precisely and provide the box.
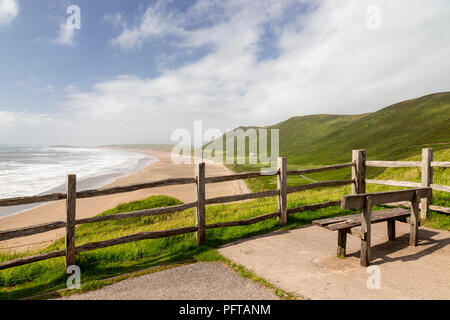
[313,208,410,231]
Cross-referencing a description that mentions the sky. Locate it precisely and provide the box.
[0,0,449,145]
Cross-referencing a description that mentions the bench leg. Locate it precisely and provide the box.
[387,220,395,241]
[360,201,371,267]
[410,191,420,247]
[337,229,347,257]
[360,233,370,267]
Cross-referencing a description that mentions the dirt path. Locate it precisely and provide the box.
[58,262,279,300]
[219,222,450,300]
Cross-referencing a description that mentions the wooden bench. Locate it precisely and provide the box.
[313,188,432,266]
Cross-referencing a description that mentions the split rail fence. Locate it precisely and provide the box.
[0,148,448,275]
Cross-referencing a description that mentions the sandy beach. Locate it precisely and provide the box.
[0,148,249,252]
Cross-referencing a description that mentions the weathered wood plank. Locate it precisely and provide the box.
[286,180,354,194]
[205,190,279,205]
[277,157,287,225]
[429,205,450,214]
[366,179,422,188]
[365,161,421,168]
[65,174,76,269]
[288,200,341,215]
[286,162,354,176]
[204,172,267,183]
[421,148,433,219]
[337,229,347,257]
[410,191,420,247]
[312,212,360,227]
[430,161,450,168]
[0,250,66,271]
[0,178,197,207]
[326,208,410,231]
[195,163,206,246]
[75,202,197,225]
[387,220,396,241]
[76,177,196,199]
[0,193,66,207]
[352,150,366,195]
[0,221,66,241]
[205,212,279,229]
[360,198,372,267]
[430,184,450,193]
[76,227,198,253]
[341,188,431,209]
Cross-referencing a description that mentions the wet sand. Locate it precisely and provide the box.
[0,149,249,252]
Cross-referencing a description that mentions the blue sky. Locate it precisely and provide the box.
[0,0,449,145]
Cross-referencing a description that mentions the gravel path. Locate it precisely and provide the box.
[59,262,279,300]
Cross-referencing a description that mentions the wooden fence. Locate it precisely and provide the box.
[0,148,448,274]
[364,148,450,217]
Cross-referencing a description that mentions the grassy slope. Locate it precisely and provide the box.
[273,92,450,164]
[208,92,449,168]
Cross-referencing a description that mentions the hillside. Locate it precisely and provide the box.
[207,92,450,166]
[272,92,450,164]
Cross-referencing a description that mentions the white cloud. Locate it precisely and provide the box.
[75,1,450,129]
[55,23,75,46]
[0,110,53,129]
[0,0,18,26]
[3,0,450,144]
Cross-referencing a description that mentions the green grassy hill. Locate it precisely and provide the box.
[207,92,450,166]
[272,92,450,164]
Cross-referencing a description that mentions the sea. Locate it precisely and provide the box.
[0,145,156,218]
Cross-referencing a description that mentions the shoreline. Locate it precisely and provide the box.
[0,148,156,219]
[0,148,248,252]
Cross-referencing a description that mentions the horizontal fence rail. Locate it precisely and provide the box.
[431,161,450,168]
[430,184,450,193]
[0,221,66,242]
[286,180,354,194]
[75,202,198,225]
[286,162,355,175]
[205,212,280,229]
[366,179,422,188]
[0,148,448,275]
[204,171,274,183]
[365,161,421,168]
[287,200,342,215]
[0,177,197,208]
[205,190,279,205]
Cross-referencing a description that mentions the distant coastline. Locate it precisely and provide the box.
[0,146,156,218]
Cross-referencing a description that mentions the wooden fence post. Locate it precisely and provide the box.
[195,163,206,245]
[65,174,76,271]
[420,148,433,219]
[360,197,372,267]
[352,149,366,195]
[277,157,287,225]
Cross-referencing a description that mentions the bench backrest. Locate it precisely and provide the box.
[341,188,432,210]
